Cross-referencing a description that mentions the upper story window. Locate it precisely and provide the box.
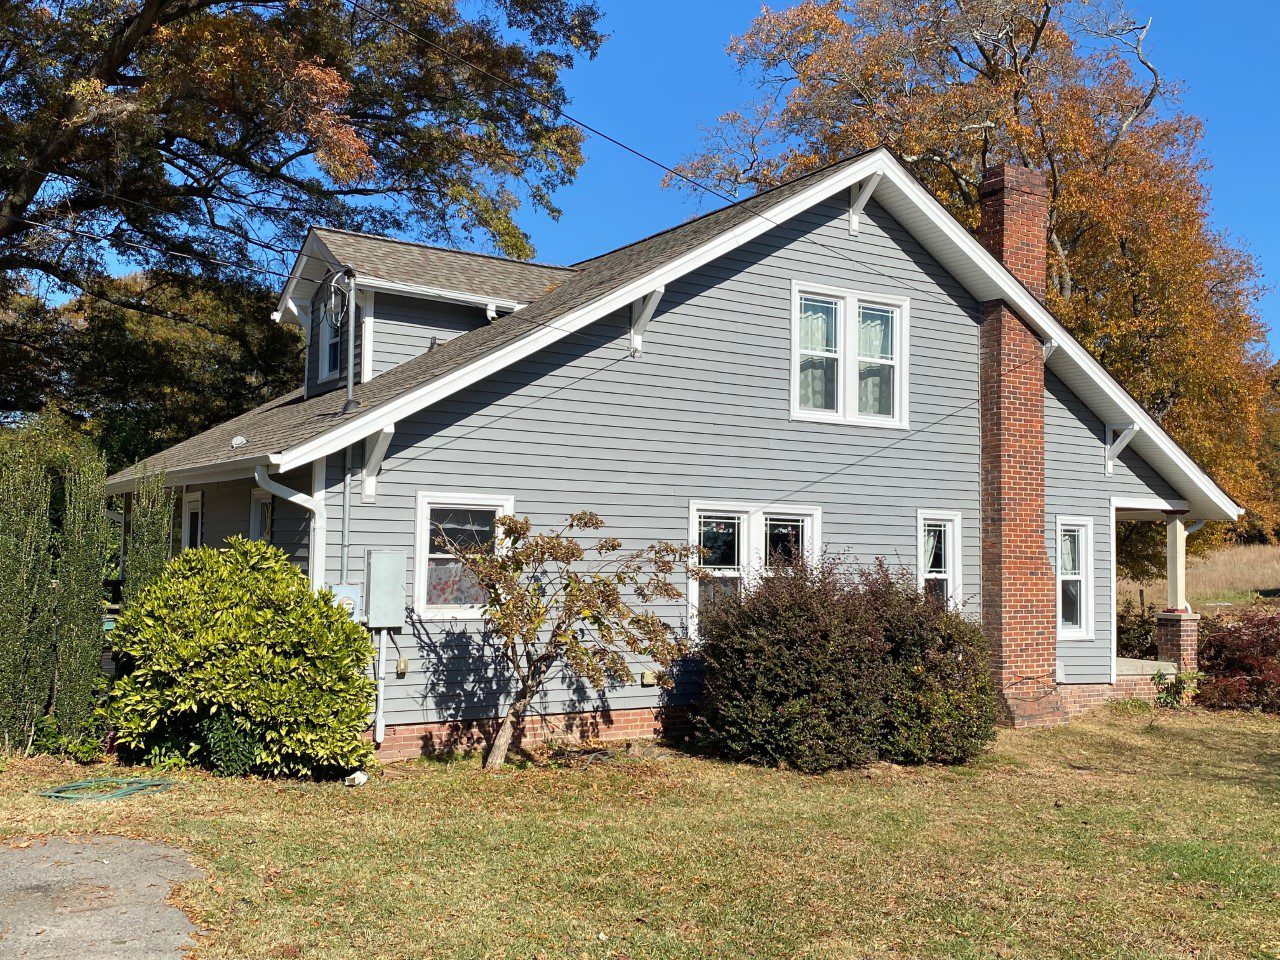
[791,282,910,428]
[314,285,363,382]
[1056,517,1094,639]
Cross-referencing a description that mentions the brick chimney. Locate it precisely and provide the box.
[977,163,1065,727]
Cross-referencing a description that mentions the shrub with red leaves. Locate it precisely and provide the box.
[1197,605,1280,712]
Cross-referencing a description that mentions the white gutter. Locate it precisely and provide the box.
[254,466,327,590]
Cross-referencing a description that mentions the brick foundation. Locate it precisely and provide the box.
[977,163,1065,728]
[1059,674,1162,719]
[373,705,688,761]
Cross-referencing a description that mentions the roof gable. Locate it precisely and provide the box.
[109,148,1240,521]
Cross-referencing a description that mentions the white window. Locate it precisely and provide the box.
[688,501,821,631]
[249,490,273,542]
[315,286,358,381]
[917,510,962,610]
[413,492,514,617]
[791,282,909,428]
[1056,517,1094,639]
[181,491,202,551]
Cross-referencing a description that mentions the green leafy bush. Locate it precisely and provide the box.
[693,560,995,773]
[104,537,375,776]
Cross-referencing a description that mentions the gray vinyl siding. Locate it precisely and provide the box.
[369,293,488,378]
[1044,370,1179,683]
[304,289,363,396]
[184,470,312,575]
[329,194,988,726]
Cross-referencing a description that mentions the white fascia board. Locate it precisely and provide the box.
[355,276,525,313]
[105,455,271,495]
[876,152,1241,522]
[275,230,338,326]
[274,152,886,473]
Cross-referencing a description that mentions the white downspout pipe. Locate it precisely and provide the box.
[254,466,327,590]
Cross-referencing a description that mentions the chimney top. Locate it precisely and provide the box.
[978,163,1050,301]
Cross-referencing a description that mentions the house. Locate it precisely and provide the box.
[105,148,1238,756]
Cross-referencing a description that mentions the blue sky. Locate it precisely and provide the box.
[519,1,1280,353]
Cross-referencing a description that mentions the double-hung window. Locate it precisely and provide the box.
[414,493,513,616]
[1056,517,1093,639]
[917,510,962,609]
[792,282,909,428]
[690,502,821,631]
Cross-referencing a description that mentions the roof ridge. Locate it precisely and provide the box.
[310,225,577,272]
[569,151,873,268]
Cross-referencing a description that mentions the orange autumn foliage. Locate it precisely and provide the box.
[673,0,1276,537]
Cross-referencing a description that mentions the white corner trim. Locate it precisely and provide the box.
[629,285,665,357]
[1105,423,1139,475]
[412,491,515,618]
[361,423,395,503]
[1055,514,1095,642]
[916,509,964,611]
[848,171,883,234]
[360,289,375,384]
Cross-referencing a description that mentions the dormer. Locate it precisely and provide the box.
[274,227,575,397]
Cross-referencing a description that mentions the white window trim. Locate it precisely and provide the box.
[687,500,822,636]
[916,509,963,610]
[316,287,343,383]
[359,289,375,383]
[249,488,273,541]
[181,490,203,551]
[413,491,514,620]
[1056,515,1095,641]
[790,280,910,430]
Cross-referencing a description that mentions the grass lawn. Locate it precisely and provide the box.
[3,707,1279,960]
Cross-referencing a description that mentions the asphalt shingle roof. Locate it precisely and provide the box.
[309,228,575,305]
[106,155,866,487]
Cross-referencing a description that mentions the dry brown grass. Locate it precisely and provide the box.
[1119,542,1280,610]
[3,708,1280,959]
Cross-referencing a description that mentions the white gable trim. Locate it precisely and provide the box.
[270,150,1239,521]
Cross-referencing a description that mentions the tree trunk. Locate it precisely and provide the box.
[483,687,538,771]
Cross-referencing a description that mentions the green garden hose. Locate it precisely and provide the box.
[37,778,174,802]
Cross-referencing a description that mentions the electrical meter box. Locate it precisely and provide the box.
[365,549,408,631]
[330,582,363,622]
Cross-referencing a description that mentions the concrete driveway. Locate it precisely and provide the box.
[0,836,202,959]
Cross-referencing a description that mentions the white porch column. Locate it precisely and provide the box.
[1164,512,1189,613]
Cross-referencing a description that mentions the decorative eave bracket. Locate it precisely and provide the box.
[629,286,665,358]
[1106,423,1139,475]
[848,172,883,234]
[361,423,397,503]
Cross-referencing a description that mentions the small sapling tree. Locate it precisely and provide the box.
[440,512,694,770]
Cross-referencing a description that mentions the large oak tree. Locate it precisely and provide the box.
[0,0,602,315]
[671,0,1276,566]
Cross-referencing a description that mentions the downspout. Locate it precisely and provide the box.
[340,268,360,583]
[254,466,327,590]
